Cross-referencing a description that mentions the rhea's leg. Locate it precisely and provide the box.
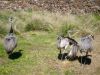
[58,49,64,60]
[80,50,83,66]
[81,53,83,66]
[61,49,65,60]
[59,49,62,54]
[86,51,88,57]
[7,51,12,55]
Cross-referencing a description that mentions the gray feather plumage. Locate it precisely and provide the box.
[4,17,17,54]
[79,35,94,54]
[4,34,17,54]
[57,36,78,58]
[68,44,79,58]
[57,36,69,50]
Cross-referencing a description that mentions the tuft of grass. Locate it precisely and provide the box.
[59,23,78,37]
[0,10,99,36]
[25,19,53,32]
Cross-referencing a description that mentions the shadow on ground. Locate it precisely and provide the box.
[78,55,92,65]
[58,53,68,60]
[58,53,92,65]
[8,50,23,60]
[58,53,78,61]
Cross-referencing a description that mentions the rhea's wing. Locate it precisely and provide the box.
[60,39,69,48]
[68,45,78,57]
[80,37,93,51]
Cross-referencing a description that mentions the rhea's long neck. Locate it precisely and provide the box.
[9,23,14,34]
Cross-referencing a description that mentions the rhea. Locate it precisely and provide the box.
[79,35,94,56]
[67,38,79,59]
[79,34,94,65]
[4,17,17,55]
[57,35,78,60]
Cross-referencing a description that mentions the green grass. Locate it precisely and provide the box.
[0,10,100,36]
[0,32,75,75]
[0,27,7,36]
[25,19,52,32]
[0,9,100,75]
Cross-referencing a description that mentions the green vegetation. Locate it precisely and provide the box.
[0,10,100,36]
[59,23,78,36]
[0,9,100,75]
[0,32,71,75]
[25,19,52,32]
[0,27,7,36]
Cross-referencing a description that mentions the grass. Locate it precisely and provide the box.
[0,9,100,75]
[0,10,100,36]
[25,19,52,32]
[0,32,75,75]
[0,27,7,37]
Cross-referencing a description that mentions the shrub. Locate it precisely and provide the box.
[25,19,53,32]
[59,23,78,36]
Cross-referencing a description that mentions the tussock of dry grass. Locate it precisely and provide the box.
[0,10,100,37]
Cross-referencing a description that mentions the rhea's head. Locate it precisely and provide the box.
[88,34,94,40]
